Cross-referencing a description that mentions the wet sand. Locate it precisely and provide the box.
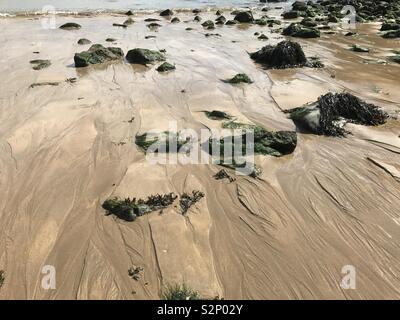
[0,9,400,299]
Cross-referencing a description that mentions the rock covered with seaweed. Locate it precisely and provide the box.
[287,92,389,136]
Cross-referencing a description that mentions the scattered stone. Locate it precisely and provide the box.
[205,110,232,120]
[126,48,165,65]
[160,9,173,17]
[106,38,116,42]
[74,44,124,67]
[234,11,254,23]
[350,44,370,53]
[287,92,389,136]
[124,17,135,25]
[225,20,238,25]
[282,23,320,38]
[216,15,226,24]
[113,23,127,28]
[59,22,81,30]
[156,62,176,72]
[125,10,134,16]
[77,38,91,45]
[223,73,253,84]
[144,18,160,22]
[283,11,299,19]
[258,34,269,40]
[30,59,51,70]
[171,17,180,23]
[147,22,162,29]
[205,33,221,37]
[201,20,215,29]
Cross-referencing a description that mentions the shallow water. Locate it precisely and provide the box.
[0,0,290,13]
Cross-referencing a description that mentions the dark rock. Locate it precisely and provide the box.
[160,9,173,16]
[74,44,124,68]
[77,38,91,45]
[126,48,166,65]
[250,40,308,69]
[156,62,176,72]
[147,22,162,28]
[106,38,116,42]
[194,15,202,22]
[59,22,81,30]
[234,11,254,23]
[283,11,299,19]
[225,20,238,25]
[113,23,127,28]
[282,23,320,38]
[205,110,232,120]
[171,17,180,23]
[201,20,215,29]
[124,17,135,25]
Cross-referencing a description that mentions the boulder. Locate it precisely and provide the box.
[234,11,254,23]
[282,23,320,38]
[156,62,176,72]
[126,48,166,65]
[160,9,173,16]
[250,40,308,69]
[74,44,124,68]
[59,22,81,30]
[77,38,91,45]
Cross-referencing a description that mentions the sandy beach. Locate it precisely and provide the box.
[0,5,400,300]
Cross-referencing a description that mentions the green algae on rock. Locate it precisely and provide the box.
[156,62,176,72]
[30,59,51,70]
[102,193,178,221]
[223,73,253,84]
[282,23,320,38]
[74,44,124,67]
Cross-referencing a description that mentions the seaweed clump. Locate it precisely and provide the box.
[250,40,308,69]
[180,191,205,215]
[287,92,389,136]
[214,169,236,182]
[0,270,4,289]
[162,283,201,300]
[102,193,178,221]
[128,266,143,281]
